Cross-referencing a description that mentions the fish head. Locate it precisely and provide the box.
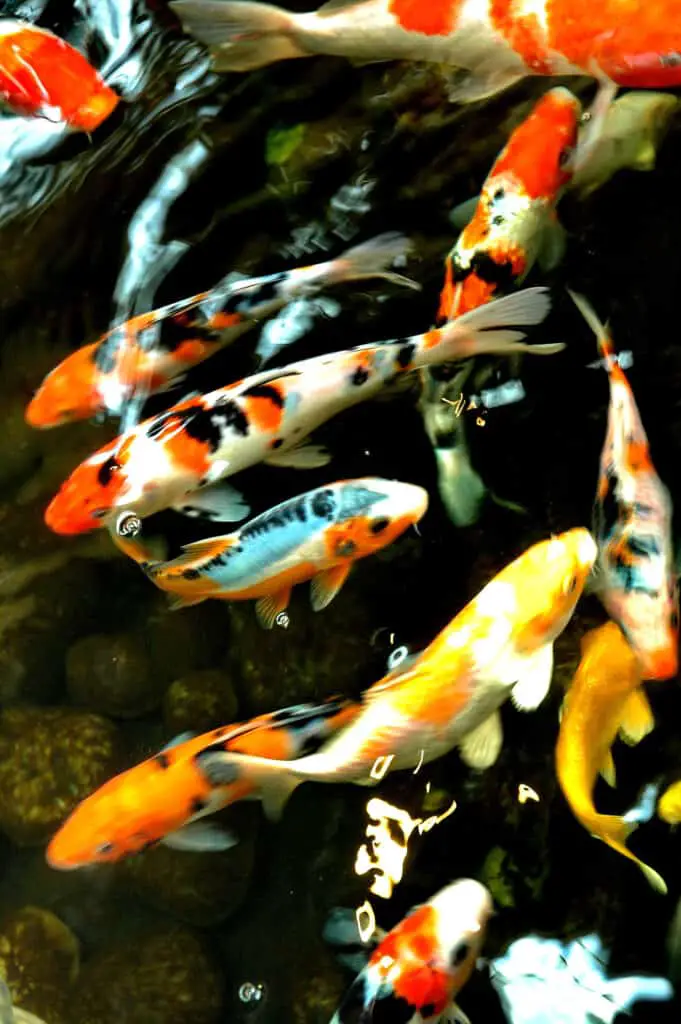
[491,86,582,201]
[70,84,120,133]
[25,344,102,428]
[374,879,492,1010]
[507,529,598,649]
[44,439,130,534]
[46,776,144,869]
[431,878,493,981]
[326,479,429,560]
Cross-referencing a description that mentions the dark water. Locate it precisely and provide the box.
[1,1,681,1022]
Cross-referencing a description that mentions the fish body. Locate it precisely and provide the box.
[25,233,416,429]
[44,285,561,535]
[439,86,579,322]
[193,528,596,820]
[0,20,118,131]
[117,478,429,627]
[46,697,359,869]
[330,879,492,1024]
[555,620,664,892]
[570,292,679,681]
[170,0,681,96]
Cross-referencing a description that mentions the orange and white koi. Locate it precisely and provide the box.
[46,697,359,869]
[112,478,428,627]
[0,20,118,131]
[330,879,492,1024]
[190,529,596,821]
[555,621,664,892]
[438,86,580,323]
[25,233,417,429]
[570,291,679,681]
[44,285,562,535]
[170,0,681,97]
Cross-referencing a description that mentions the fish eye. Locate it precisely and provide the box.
[369,517,390,535]
[450,941,471,967]
[559,144,575,168]
[95,841,115,856]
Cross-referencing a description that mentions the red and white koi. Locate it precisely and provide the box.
[112,477,428,627]
[0,20,118,131]
[189,529,596,821]
[570,292,679,681]
[44,285,562,535]
[46,697,359,869]
[25,233,417,429]
[170,0,681,98]
[330,879,492,1024]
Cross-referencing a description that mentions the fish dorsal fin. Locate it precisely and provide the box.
[318,0,374,14]
[175,534,237,566]
[161,731,197,752]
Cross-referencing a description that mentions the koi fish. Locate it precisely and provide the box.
[555,621,664,892]
[0,20,118,132]
[570,291,679,681]
[439,86,580,323]
[190,529,596,821]
[46,697,359,869]
[330,879,492,1024]
[170,0,681,99]
[112,478,429,628]
[25,232,417,429]
[45,285,563,535]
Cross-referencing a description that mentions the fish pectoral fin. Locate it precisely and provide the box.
[310,563,352,611]
[600,750,617,787]
[173,483,250,523]
[264,442,331,469]
[444,64,524,105]
[536,214,567,273]
[449,194,480,231]
[442,1000,472,1024]
[161,821,238,853]
[618,687,655,746]
[459,710,503,770]
[168,593,209,611]
[255,587,292,629]
[510,644,554,711]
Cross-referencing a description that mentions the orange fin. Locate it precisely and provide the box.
[618,687,654,746]
[255,587,292,629]
[179,535,237,564]
[310,563,351,612]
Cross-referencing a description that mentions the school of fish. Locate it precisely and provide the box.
[7,1,681,1020]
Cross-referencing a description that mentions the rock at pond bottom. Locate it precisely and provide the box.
[119,804,258,928]
[0,707,118,846]
[71,927,223,1024]
[162,669,238,735]
[0,906,79,1024]
[66,632,163,719]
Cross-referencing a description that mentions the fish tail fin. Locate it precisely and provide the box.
[412,286,555,366]
[335,233,421,290]
[594,812,667,893]
[170,1,307,71]
[567,288,618,366]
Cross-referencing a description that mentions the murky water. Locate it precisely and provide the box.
[2,1,681,1022]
